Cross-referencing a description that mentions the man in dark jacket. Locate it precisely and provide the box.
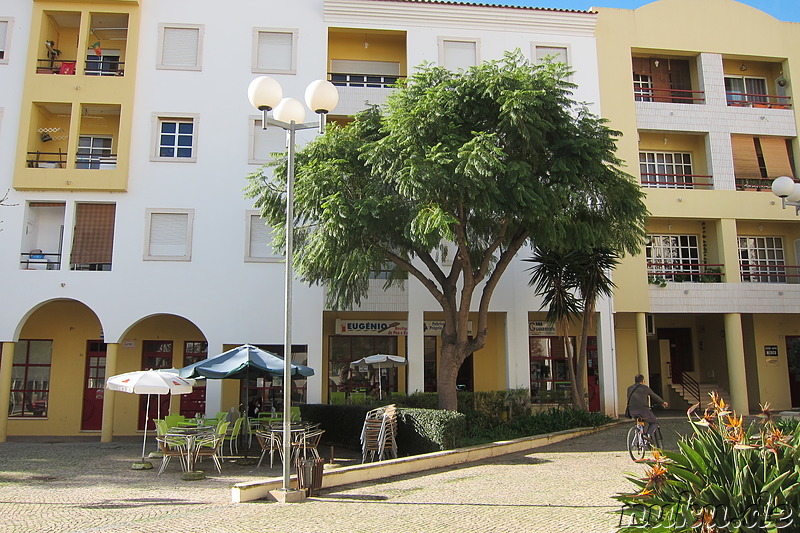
[627,374,669,440]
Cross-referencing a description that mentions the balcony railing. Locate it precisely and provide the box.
[35,58,125,76]
[634,87,705,104]
[647,262,724,283]
[71,262,112,271]
[329,72,401,89]
[26,152,66,168]
[734,176,781,191]
[20,252,61,270]
[726,92,791,109]
[740,263,800,283]
[640,173,713,189]
[76,154,117,169]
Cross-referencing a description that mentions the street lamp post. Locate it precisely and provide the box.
[248,76,338,495]
[771,176,800,215]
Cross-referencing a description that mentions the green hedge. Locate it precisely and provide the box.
[300,403,467,455]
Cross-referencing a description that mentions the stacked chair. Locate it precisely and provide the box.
[360,404,398,463]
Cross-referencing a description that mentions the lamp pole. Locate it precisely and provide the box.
[771,176,800,215]
[248,76,338,493]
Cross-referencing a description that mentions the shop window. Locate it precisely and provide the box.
[530,336,572,402]
[328,336,398,400]
[180,341,208,418]
[10,340,52,418]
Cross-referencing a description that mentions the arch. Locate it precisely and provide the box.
[9,297,102,342]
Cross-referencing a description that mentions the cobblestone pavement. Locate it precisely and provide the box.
[0,417,692,533]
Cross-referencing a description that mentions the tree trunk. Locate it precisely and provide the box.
[563,334,581,410]
[437,340,470,411]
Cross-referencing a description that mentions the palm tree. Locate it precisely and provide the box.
[524,247,583,409]
[571,248,619,411]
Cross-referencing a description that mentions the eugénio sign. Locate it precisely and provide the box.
[336,319,407,336]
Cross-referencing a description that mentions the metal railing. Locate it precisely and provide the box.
[76,154,117,169]
[35,58,125,76]
[647,262,724,283]
[735,176,784,191]
[740,263,800,283]
[634,87,705,104]
[641,173,713,189]
[329,72,402,88]
[20,252,61,270]
[667,363,701,406]
[26,151,66,168]
[726,92,792,109]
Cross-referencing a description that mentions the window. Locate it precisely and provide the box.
[439,38,478,70]
[152,115,197,162]
[534,45,568,65]
[10,340,52,418]
[725,76,768,106]
[180,341,208,418]
[70,203,115,271]
[249,117,285,164]
[246,211,280,262]
[646,234,700,281]
[530,336,572,401]
[639,151,694,189]
[85,48,121,76]
[328,336,398,400]
[739,236,786,283]
[253,29,296,74]
[158,24,202,70]
[0,18,11,64]
[633,73,653,102]
[77,136,113,169]
[144,209,194,261]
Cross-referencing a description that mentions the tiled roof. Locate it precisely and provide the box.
[382,0,595,15]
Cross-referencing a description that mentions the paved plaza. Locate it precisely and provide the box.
[0,417,692,532]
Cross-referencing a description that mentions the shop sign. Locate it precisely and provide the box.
[336,319,407,336]
[529,321,557,336]
[423,320,473,336]
[764,345,779,357]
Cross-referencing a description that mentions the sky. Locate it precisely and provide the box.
[460,0,800,23]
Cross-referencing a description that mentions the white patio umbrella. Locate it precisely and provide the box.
[350,354,407,399]
[106,369,195,468]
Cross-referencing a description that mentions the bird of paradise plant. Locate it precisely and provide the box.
[614,392,799,532]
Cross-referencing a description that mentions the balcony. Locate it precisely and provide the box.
[640,172,713,190]
[634,86,705,104]
[726,92,791,109]
[328,28,406,116]
[37,11,129,77]
[647,262,724,284]
[740,263,800,283]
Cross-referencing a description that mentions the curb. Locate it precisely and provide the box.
[232,424,609,503]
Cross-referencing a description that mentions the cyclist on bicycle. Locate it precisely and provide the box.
[627,374,668,441]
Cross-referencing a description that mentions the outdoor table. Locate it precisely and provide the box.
[268,422,316,463]
[165,425,215,473]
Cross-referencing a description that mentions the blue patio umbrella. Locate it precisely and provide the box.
[178,344,314,380]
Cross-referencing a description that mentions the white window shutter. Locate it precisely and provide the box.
[162,27,199,67]
[536,46,567,64]
[249,215,277,258]
[149,213,188,256]
[0,21,7,55]
[257,31,293,71]
[252,120,284,162]
[443,41,476,70]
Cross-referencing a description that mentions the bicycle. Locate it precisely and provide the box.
[627,417,663,461]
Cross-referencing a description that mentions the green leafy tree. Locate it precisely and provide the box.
[245,51,647,411]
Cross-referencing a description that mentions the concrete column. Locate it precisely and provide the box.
[635,312,649,379]
[0,342,16,442]
[716,218,741,282]
[406,306,424,394]
[724,313,750,414]
[597,296,618,416]
[100,343,119,443]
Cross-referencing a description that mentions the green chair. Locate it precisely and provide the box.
[330,391,346,405]
[290,406,301,421]
[350,392,367,405]
[222,416,244,455]
[164,414,185,428]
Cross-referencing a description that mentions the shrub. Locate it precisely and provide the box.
[614,394,800,532]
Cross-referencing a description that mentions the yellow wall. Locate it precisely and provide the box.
[638,132,709,176]
[328,29,407,75]
[614,312,640,411]
[10,300,102,436]
[112,315,205,435]
[746,315,796,410]
[15,1,140,192]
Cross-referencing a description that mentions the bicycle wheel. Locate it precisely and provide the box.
[652,428,663,450]
[627,426,646,461]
